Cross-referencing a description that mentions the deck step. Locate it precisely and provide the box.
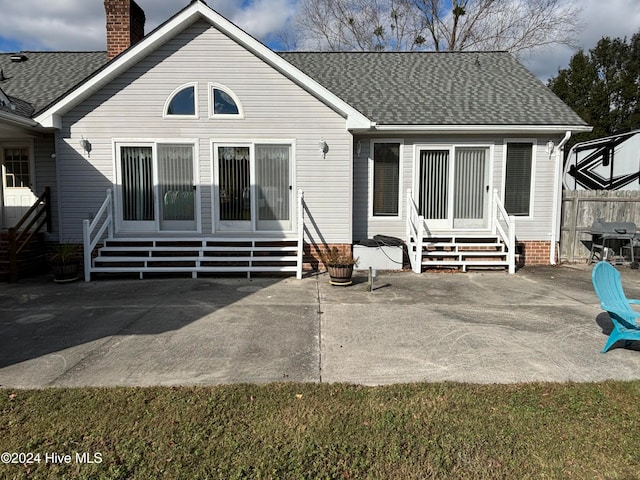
[88,236,301,280]
[417,234,510,272]
[422,251,507,258]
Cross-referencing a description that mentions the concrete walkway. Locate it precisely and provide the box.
[1,264,640,388]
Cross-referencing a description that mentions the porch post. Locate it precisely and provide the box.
[406,189,412,246]
[296,189,304,280]
[106,188,114,239]
[415,210,424,274]
[491,189,498,236]
[508,216,516,274]
[83,219,91,282]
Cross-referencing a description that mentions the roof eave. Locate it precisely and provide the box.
[35,1,373,130]
[357,124,593,135]
[0,109,39,129]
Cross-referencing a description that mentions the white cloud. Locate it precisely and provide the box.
[522,0,640,81]
[0,0,294,52]
[233,0,296,39]
[0,0,638,81]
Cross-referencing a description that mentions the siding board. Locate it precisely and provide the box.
[353,134,562,243]
[60,20,352,243]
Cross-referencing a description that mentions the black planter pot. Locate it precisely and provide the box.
[327,264,354,286]
[53,262,80,283]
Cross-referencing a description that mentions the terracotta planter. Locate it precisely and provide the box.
[327,264,354,286]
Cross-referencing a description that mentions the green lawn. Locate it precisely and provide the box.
[1,382,639,479]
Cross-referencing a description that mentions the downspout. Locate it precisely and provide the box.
[550,131,572,265]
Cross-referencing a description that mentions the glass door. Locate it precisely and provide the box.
[256,144,291,231]
[158,144,196,231]
[117,144,197,232]
[453,147,489,229]
[419,149,450,229]
[215,143,292,232]
[216,146,251,231]
[1,145,37,229]
[418,147,489,230]
[119,145,155,232]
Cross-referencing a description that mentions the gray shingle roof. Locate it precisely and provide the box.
[0,51,108,118]
[279,51,587,127]
[0,48,586,128]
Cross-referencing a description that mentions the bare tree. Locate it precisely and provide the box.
[292,0,582,55]
[293,0,427,51]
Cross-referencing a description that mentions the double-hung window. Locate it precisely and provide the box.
[504,142,534,216]
[372,142,401,217]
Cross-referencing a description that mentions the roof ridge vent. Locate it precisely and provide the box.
[10,54,28,63]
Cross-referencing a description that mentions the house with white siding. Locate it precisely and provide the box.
[0,0,590,280]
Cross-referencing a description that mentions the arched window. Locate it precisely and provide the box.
[209,83,243,118]
[164,83,197,117]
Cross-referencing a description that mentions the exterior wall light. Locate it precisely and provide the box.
[319,139,328,158]
[80,137,92,157]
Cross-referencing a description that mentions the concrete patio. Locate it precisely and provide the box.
[1,263,639,388]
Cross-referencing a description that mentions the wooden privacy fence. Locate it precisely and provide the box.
[560,190,640,263]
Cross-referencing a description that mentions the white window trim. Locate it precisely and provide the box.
[412,142,494,231]
[163,82,198,119]
[412,144,453,218]
[208,83,244,119]
[210,139,296,234]
[502,139,537,220]
[1,140,35,191]
[369,139,403,220]
[112,139,201,234]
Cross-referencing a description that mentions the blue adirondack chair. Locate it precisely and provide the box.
[592,261,640,353]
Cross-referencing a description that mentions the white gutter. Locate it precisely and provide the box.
[550,130,572,265]
[0,109,39,128]
[366,124,592,134]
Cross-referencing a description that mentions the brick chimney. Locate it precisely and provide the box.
[104,0,146,60]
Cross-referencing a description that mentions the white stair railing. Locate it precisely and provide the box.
[406,189,424,273]
[83,189,114,282]
[491,189,516,274]
[296,189,304,279]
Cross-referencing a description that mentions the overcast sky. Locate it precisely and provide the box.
[0,0,638,82]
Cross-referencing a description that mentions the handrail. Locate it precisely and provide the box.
[296,189,304,279]
[492,189,516,274]
[406,189,424,273]
[83,189,114,282]
[7,187,51,282]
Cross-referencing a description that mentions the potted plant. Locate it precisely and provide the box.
[320,247,358,286]
[49,242,82,283]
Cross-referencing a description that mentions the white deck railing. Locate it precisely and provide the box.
[406,189,424,273]
[82,188,305,281]
[491,189,516,274]
[406,188,516,274]
[82,189,114,282]
[296,189,304,279]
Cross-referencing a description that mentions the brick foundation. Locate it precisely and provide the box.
[303,243,352,271]
[517,241,555,266]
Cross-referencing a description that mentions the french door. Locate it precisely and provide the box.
[215,143,292,232]
[117,143,197,232]
[418,146,490,229]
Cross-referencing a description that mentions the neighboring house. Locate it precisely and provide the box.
[0,0,590,280]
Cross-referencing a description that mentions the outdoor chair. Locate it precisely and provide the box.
[592,261,640,353]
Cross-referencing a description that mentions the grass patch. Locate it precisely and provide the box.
[1,382,639,479]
